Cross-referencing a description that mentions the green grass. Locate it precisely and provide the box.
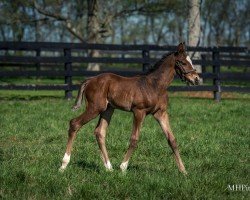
[0,91,249,199]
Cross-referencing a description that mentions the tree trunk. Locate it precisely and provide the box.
[188,0,202,74]
[87,0,100,71]
[0,26,6,41]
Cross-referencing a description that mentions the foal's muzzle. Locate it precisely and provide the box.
[194,76,201,85]
[175,64,201,86]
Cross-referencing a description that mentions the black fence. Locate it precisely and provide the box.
[0,42,249,101]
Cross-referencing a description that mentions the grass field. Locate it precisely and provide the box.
[0,91,249,199]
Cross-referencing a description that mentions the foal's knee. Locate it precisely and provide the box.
[95,130,105,145]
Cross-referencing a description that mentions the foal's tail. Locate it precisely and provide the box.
[71,79,89,111]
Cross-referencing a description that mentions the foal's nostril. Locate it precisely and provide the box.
[195,76,200,85]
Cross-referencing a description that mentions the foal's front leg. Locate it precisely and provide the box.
[120,109,145,172]
[154,111,187,175]
[94,106,114,171]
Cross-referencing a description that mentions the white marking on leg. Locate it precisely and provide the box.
[104,160,113,171]
[59,153,71,172]
[186,55,194,69]
[120,161,129,172]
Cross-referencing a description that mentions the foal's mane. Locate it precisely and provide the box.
[146,52,174,74]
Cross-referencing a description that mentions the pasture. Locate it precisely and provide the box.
[0,91,249,199]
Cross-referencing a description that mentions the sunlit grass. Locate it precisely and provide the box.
[0,92,249,199]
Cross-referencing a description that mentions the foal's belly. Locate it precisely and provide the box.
[108,87,134,111]
[107,88,159,112]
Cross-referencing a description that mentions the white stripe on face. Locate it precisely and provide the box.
[186,56,194,69]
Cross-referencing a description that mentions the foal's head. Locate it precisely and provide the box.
[174,43,201,85]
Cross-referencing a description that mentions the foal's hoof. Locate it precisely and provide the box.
[104,161,113,172]
[59,167,66,173]
[181,170,188,176]
[105,167,113,172]
[120,161,128,173]
[71,105,80,111]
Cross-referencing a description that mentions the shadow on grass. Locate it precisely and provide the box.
[128,164,164,173]
[0,95,64,101]
[170,91,250,101]
[1,88,249,102]
[75,160,100,172]
[74,161,160,174]
[126,164,141,171]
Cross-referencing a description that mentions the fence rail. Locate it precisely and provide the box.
[0,42,249,101]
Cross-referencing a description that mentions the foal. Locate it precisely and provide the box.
[59,43,200,174]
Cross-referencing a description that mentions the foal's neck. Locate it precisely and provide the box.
[147,54,175,89]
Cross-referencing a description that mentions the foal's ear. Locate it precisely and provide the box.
[177,42,185,53]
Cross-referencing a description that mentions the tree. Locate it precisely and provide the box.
[188,0,201,74]
[0,0,249,47]
[86,0,104,70]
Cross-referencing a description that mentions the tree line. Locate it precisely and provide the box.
[0,0,249,47]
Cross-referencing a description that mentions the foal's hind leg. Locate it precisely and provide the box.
[59,105,100,171]
[94,106,114,171]
[120,109,145,172]
[154,110,187,175]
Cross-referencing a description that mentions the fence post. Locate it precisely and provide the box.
[142,49,150,72]
[212,47,221,102]
[64,48,73,100]
[36,48,41,79]
[201,54,206,73]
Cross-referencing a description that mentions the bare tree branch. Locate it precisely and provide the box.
[33,1,67,21]
[64,21,85,42]
[33,1,85,42]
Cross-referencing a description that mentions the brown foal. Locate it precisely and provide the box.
[59,43,201,174]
